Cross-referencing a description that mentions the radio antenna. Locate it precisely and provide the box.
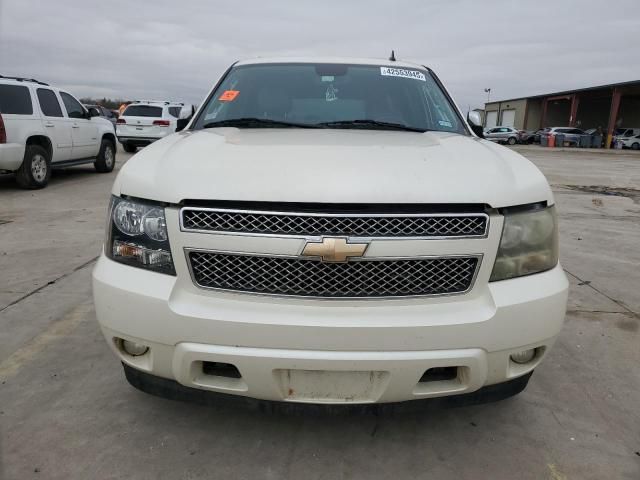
[389,50,396,62]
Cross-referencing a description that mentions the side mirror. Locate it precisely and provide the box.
[87,107,100,118]
[467,111,484,138]
[176,117,190,132]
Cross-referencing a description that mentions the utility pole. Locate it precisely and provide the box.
[484,88,492,103]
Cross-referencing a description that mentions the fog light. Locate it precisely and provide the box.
[510,348,536,364]
[121,339,149,357]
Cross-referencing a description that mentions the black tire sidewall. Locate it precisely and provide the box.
[95,139,116,173]
[632,143,639,150]
[17,145,51,189]
[508,137,516,145]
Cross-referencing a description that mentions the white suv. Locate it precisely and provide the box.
[0,76,116,188]
[116,101,186,153]
[93,58,568,408]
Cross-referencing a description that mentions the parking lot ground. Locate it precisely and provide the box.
[1,146,639,479]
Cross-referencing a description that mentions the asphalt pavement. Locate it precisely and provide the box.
[0,145,638,480]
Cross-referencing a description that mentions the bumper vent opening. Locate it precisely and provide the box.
[419,366,459,383]
[202,361,242,379]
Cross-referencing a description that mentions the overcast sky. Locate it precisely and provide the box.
[1,0,639,110]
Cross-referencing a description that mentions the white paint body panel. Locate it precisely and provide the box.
[111,129,553,208]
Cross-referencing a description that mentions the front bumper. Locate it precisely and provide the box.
[93,255,568,404]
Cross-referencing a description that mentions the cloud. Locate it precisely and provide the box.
[0,0,638,109]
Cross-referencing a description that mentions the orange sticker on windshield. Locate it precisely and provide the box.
[219,90,239,102]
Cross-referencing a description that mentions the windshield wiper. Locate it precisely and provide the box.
[202,117,320,129]
[317,119,427,133]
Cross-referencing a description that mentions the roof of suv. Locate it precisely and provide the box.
[234,56,429,70]
[0,76,50,87]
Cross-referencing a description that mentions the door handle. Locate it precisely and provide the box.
[72,123,79,128]
[44,122,55,127]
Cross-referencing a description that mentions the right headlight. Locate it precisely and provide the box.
[490,205,559,282]
[105,195,176,275]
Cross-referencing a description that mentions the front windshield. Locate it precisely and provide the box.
[192,63,467,134]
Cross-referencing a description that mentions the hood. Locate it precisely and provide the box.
[113,129,553,208]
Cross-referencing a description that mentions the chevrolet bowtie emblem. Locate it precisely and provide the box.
[301,237,369,263]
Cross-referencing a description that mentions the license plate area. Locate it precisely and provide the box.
[274,369,390,403]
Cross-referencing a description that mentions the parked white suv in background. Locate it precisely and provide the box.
[93,58,568,409]
[0,76,116,188]
[116,101,187,153]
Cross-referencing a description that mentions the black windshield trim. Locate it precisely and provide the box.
[203,117,323,129]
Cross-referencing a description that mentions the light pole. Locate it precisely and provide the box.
[484,88,491,103]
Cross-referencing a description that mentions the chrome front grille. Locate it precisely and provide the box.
[187,251,480,298]
[181,208,488,238]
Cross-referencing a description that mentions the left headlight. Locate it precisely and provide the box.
[105,196,176,275]
[490,205,558,282]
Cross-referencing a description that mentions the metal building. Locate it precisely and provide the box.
[483,80,640,147]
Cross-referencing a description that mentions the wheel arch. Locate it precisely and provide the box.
[102,131,116,145]
[25,135,53,158]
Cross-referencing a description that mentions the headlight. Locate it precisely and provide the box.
[490,205,558,282]
[106,196,175,275]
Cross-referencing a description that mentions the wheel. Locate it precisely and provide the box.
[122,143,137,153]
[16,144,51,189]
[632,142,639,150]
[507,137,517,145]
[95,139,116,173]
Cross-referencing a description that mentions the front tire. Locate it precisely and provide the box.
[16,144,51,189]
[122,143,137,153]
[632,142,639,150]
[95,139,116,173]
[507,136,517,145]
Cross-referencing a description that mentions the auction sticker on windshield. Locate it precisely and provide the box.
[219,90,240,102]
[380,67,426,81]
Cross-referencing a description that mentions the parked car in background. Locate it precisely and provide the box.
[614,128,640,138]
[0,75,116,188]
[483,126,521,145]
[84,104,118,128]
[94,57,568,407]
[540,127,585,146]
[116,100,187,153]
[619,133,640,150]
[519,129,544,144]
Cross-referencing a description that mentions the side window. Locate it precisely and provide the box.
[60,92,85,119]
[37,88,64,117]
[0,85,34,115]
[168,106,181,118]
